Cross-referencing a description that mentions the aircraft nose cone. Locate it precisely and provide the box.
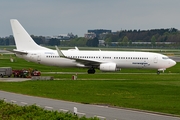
[171,59,176,67]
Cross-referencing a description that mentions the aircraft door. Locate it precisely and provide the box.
[154,55,158,63]
[37,54,41,62]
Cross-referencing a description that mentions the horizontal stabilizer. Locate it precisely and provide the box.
[13,49,28,55]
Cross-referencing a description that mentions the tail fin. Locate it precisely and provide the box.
[10,19,49,51]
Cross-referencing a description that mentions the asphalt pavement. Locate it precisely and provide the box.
[0,90,179,120]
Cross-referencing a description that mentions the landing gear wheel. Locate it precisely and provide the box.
[87,68,95,74]
[157,71,160,75]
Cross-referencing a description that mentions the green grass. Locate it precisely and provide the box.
[0,54,180,116]
[0,77,180,115]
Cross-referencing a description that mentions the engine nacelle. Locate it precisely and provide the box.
[99,63,119,72]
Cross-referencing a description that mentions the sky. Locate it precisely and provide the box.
[0,0,180,37]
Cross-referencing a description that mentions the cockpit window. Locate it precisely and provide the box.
[162,57,169,60]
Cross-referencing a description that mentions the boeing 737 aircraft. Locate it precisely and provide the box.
[10,19,176,74]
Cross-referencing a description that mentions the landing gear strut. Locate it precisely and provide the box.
[87,68,95,74]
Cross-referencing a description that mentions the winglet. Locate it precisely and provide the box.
[75,46,79,51]
[55,46,65,57]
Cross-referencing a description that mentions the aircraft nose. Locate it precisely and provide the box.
[170,59,176,67]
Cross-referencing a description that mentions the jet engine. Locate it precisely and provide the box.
[99,63,119,72]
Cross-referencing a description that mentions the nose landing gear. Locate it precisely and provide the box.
[157,71,160,75]
[157,69,165,75]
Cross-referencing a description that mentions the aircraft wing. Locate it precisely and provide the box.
[55,46,102,67]
[74,58,101,67]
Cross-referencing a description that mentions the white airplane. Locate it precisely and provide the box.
[10,19,176,74]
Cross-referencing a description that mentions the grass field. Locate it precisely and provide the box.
[0,53,180,116]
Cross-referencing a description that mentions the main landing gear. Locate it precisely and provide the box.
[87,67,95,74]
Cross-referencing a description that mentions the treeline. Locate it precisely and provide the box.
[0,36,99,47]
[118,28,178,42]
[104,28,180,47]
[60,37,98,47]
[0,35,61,46]
[0,100,98,120]
[1,28,180,48]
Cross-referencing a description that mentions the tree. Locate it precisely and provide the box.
[151,35,156,48]
[122,36,129,46]
[104,37,112,46]
[48,38,60,46]
[86,37,99,47]
[59,37,88,47]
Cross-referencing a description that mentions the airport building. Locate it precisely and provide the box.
[84,29,111,39]
[45,33,76,41]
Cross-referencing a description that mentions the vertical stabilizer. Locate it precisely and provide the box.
[10,19,49,51]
